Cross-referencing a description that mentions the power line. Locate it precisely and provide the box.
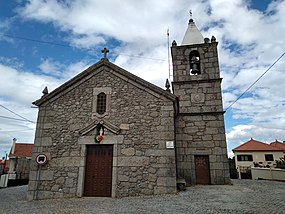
[0,105,36,123]
[225,52,285,112]
[111,52,165,62]
[1,33,166,62]
[0,128,34,132]
[0,115,35,122]
[2,33,71,48]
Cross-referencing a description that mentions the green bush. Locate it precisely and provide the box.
[228,158,238,179]
[275,157,285,169]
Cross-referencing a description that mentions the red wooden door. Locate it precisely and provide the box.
[84,145,113,197]
[195,155,211,184]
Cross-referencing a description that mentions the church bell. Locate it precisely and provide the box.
[191,63,199,74]
[190,56,200,75]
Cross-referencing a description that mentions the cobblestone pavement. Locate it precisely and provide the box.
[0,179,284,214]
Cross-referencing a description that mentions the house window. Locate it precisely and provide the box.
[265,154,274,161]
[237,155,253,161]
[97,93,106,114]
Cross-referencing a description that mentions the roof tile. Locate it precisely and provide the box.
[9,143,34,157]
[233,138,284,151]
[270,140,285,150]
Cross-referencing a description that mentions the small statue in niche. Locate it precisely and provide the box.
[95,125,104,143]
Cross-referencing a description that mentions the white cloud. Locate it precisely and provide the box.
[39,58,62,76]
[113,44,169,86]
[203,0,285,152]
[1,0,284,157]
[0,59,90,157]
[0,97,37,158]
[226,124,284,148]
[17,0,205,48]
[64,61,91,79]
[0,19,11,30]
[69,35,106,49]
[0,64,58,105]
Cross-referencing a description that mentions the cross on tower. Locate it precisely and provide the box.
[101,48,109,61]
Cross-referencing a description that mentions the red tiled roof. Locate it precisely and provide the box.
[233,138,284,151]
[0,160,2,165]
[270,140,285,150]
[9,143,34,157]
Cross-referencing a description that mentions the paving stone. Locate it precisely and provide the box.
[1,180,285,213]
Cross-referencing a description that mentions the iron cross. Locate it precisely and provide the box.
[101,48,109,60]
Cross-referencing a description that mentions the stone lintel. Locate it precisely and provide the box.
[172,78,222,84]
[178,111,225,116]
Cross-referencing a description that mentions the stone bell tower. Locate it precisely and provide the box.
[172,15,230,185]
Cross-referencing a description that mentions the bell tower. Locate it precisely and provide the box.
[172,15,230,185]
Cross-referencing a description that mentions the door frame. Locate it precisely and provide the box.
[77,135,123,197]
[194,155,211,184]
[84,144,114,197]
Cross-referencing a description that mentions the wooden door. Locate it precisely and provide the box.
[84,145,113,197]
[195,155,211,184]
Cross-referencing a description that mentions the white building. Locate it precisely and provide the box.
[233,138,285,179]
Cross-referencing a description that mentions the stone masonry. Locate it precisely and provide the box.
[171,40,230,185]
[28,60,177,200]
[28,18,231,200]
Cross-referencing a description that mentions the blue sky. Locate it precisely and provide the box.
[0,0,285,158]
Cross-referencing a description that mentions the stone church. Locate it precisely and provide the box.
[28,17,230,200]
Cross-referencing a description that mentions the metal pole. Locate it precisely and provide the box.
[4,152,8,187]
[167,28,171,80]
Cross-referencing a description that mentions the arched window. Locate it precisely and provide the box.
[189,50,201,75]
[97,92,106,114]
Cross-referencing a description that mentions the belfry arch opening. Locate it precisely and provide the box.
[189,50,201,75]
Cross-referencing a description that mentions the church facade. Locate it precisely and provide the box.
[28,18,230,200]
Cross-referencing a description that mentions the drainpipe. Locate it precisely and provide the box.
[11,138,17,154]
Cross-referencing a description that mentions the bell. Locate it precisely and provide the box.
[191,63,199,75]
[191,56,198,62]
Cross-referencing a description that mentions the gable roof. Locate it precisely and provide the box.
[270,140,285,150]
[233,138,283,152]
[33,59,176,106]
[9,143,34,158]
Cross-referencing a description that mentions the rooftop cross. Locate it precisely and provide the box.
[189,10,193,23]
[101,48,109,61]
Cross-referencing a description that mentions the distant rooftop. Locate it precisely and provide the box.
[233,138,284,151]
[9,143,34,157]
[270,140,285,150]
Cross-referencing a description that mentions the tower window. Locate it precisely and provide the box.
[97,92,106,114]
[189,50,201,75]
